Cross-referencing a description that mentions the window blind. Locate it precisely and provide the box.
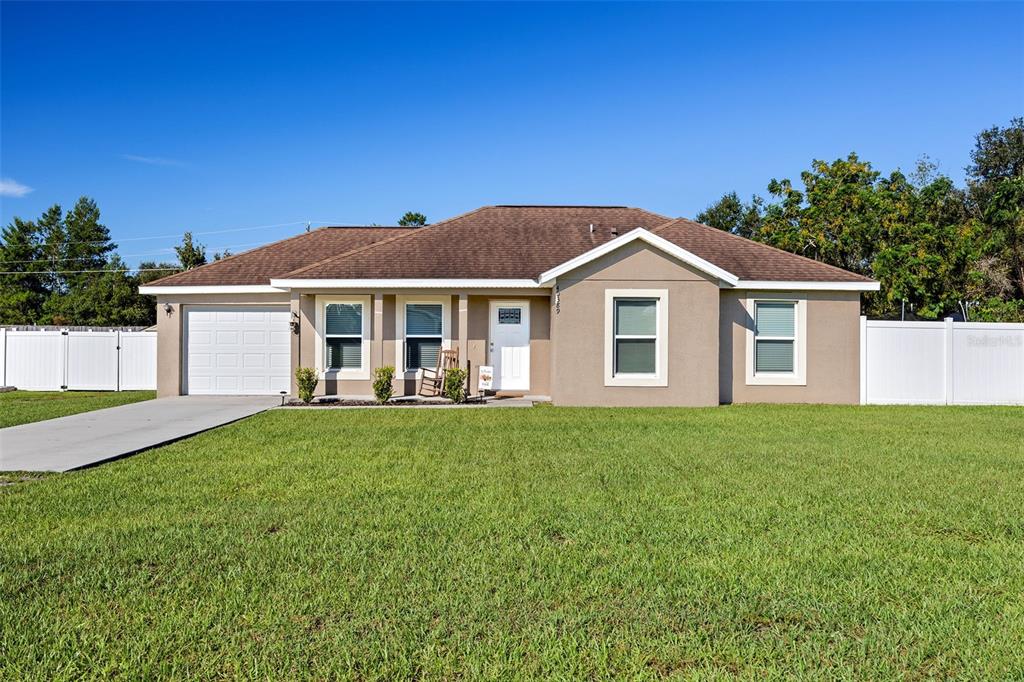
[326,338,362,370]
[615,299,656,336]
[406,304,442,336]
[755,302,794,337]
[325,303,362,336]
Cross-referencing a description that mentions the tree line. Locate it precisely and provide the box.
[0,209,424,327]
[0,198,230,326]
[697,118,1023,321]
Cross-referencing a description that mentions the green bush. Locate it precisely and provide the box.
[443,368,468,404]
[373,365,395,404]
[294,367,318,404]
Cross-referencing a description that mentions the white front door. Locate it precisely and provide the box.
[489,301,530,391]
[184,305,291,395]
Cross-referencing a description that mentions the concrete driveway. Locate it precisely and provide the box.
[0,395,280,473]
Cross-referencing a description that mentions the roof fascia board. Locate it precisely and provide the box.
[270,278,546,289]
[537,228,739,286]
[138,285,286,295]
[731,280,880,291]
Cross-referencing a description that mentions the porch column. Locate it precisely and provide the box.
[458,294,469,370]
[373,293,384,370]
[289,292,301,396]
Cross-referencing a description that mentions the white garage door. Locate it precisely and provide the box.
[184,305,291,395]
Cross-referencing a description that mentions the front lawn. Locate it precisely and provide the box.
[0,390,155,429]
[1,405,1022,678]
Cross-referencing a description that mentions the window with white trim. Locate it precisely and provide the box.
[753,301,796,374]
[405,303,443,370]
[744,295,807,386]
[614,298,657,375]
[324,302,363,370]
[604,288,668,387]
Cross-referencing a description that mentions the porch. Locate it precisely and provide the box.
[292,291,552,399]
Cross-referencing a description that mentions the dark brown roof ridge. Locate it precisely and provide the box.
[651,217,875,282]
[494,204,631,209]
[146,227,332,286]
[280,206,492,278]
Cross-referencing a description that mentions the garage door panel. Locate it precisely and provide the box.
[185,305,290,395]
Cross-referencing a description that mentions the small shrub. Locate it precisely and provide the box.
[295,367,318,404]
[373,365,395,404]
[443,368,468,404]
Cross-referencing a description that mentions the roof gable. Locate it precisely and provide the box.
[537,228,739,286]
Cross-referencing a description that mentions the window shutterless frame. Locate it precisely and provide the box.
[604,288,668,387]
[395,295,451,375]
[744,294,807,386]
[315,295,372,380]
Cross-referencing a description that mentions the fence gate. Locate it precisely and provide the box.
[1,329,157,391]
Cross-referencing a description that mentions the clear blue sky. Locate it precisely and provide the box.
[2,2,1022,268]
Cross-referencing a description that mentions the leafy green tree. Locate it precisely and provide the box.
[175,232,207,269]
[870,170,980,318]
[759,154,883,275]
[696,192,763,239]
[398,212,427,226]
[0,217,47,324]
[967,117,1024,204]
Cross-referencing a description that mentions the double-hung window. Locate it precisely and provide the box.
[325,302,363,371]
[753,301,795,373]
[405,303,443,370]
[614,298,657,375]
[746,296,806,385]
[604,289,668,387]
[317,295,370,379]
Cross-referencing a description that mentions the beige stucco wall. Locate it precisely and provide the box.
[154,293,290,398]
[719,290,861,404]
[550,241,720,407]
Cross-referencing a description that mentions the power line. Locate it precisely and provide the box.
[0,267,181,275]
[50,219,344,247]
[0,239,274,265]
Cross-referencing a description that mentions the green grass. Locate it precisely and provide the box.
[0,390,155,428]
[2,405,1023,679]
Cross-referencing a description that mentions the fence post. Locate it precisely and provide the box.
[859,316,867,405]
[943,317,954,405]
[116,330,122,392]
[1,327,6,387]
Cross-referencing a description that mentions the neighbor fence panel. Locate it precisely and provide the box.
[950,323,1024,405]
[861,317,1024,405]
[119,332,158,390]
[0,328,157,392]
[5,330,67,391]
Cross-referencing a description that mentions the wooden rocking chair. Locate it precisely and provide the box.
[419,348,459,397]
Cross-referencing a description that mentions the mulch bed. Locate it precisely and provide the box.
[283,398,484,408]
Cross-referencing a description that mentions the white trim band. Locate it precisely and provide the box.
[271,278,544,289]
[732,280,879,291]
[138,285,286,295]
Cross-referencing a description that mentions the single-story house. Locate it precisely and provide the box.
[140,205,879,406]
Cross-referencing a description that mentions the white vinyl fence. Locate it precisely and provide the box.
[0,328,157,391]
[861,317,1024,405]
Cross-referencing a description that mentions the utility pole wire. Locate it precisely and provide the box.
[0,267,181,276]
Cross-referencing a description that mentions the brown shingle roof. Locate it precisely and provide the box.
[282,206,671,279]
[144,226,416,286]
[144,206,874,286]
[650,218,873,282]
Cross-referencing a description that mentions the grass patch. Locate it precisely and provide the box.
[1,405,1023,678]
[0,390,155,428]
